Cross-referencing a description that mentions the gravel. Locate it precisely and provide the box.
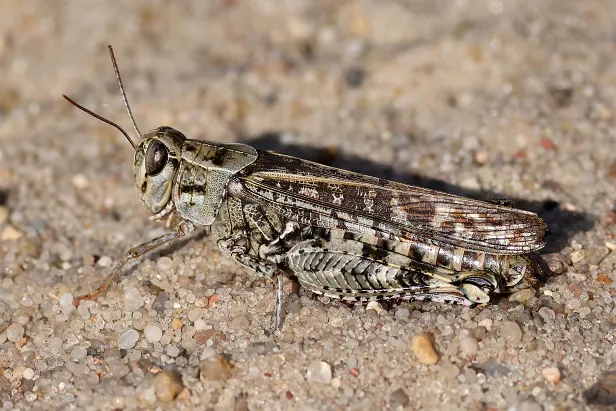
[0,1,615,409]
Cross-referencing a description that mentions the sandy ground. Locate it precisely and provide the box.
[1,0,616,410]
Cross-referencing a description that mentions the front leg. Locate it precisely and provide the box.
[73,220,196,306]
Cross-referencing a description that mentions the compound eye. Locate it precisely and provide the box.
[145,140,168,176]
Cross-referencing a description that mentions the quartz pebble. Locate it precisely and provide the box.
[200,346,217,361]
[500,321,523,344]
[59,293,73,307]
[306,361,333,384]
[538,307,556,323]
[194,319,208,331]
[123,288,144,312]
[167,345,180,357]
[97,256,112,267]
[70,346,87,361]
[459,336,479,356]
[154,370,184,402]
[411,332,439,365]
[542,367,561,383]
[200,355,232,381]
[157,256,173,271]
[118,329,139,349]
[144,325,163,343]
[6,323,24,342]
[22,368,34,380]
[395,307,410,319]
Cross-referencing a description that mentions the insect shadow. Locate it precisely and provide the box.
[245,132,593,257]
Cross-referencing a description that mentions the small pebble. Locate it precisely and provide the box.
[200,354,232,381]
[154,370,184,403]
[187,308,203,322]
[104,347,122,360]
[59,293,73,307]
[124,288,144,312]
[411,332,439,365]
[508,288,535,304]
[538,307,556,323]
[118,329,139,350]
[22,368,34,380]
[194,319,208,331]
[350,368,360,377]
[1,225,22,240]
[167,345,180,357]
[171,318,183,330]
[107,358,129,377]
[20,296,33,307]
[157,256,173,271]
[389,388,410,408]
[440,361,460,380]
[306,361,332,384]
[500,321,523,344]
[200,346,217,361]
[70,346,87,361]
[459,336,479,356]
[596,273,613,286]
[144,325,162,343]
[570,250,586,264]
[6,323,24,342]
[394,307,410,320]
[97,256,112,267]
[366,301,383,313]
[71,174,89,189]
[542,367,561,383]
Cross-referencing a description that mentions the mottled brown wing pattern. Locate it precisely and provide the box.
[234,150,546,254]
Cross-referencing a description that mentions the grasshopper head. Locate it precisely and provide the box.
[134,127,186,213]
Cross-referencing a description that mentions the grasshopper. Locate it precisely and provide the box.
[65,46,547,330]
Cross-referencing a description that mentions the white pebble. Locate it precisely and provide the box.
[157,256,173,271]
[166,345,180,357]
[123,288,144,312]
[459,336,479,356]
[71,346,88,361]
[22,368,34,380]
[6,323,24,342]
[500,321,523,344]
[395,307,410,319]
[21,296,33,307]
[194,319,208,331]
[144,325,163,343]
[118,329,139,350]
[187,308,203,322]
[200,346,217,361]
[97,256,112,267]
[366,301,383,313]
[306,361,332,384]
[71,174,89,190]
[538,307,555,323]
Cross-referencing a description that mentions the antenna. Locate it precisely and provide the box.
[107,45,142,139]
[62,94,137,149]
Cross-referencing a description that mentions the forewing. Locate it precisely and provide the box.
[234,151,546,254]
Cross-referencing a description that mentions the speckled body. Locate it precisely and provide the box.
[141,132,548,306]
